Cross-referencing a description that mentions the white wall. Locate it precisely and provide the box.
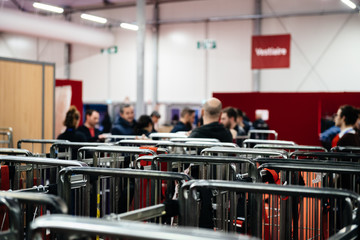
[0,0,359,106]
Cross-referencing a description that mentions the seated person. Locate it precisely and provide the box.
[78,109,105,142]
[111,104,136,135]
[190,97,232,142]
[134,115,153,138]
[334,105,360,147]
[171,107,195,133]
[150,111,161,133]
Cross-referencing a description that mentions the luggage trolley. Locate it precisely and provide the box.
[0,148,33,156]
[58,167,191,218]
[180,180,360,239]
[256,159,360,238]
[0,155,86,190]
[243,139,296,148]
[0,191,67,240]
[30,214,254,240]
[0,127,13,148]
[17,139,69,158]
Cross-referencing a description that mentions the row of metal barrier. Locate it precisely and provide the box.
[0,130,359,239]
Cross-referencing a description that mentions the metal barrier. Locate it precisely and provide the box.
[332,146,360,153]
[137,154,256,181]
[0,191,67,240]
[118,139,173,146]
[0,148,33,156]
[17,139,69,157]
[50,141,112,160]
[290,151,360,161]
[201,147,288,158]
[243,139,296,148]
[248,129,278,140]
[256,158,360,193]
[104,134,139,142]
[0,127,13,148]
[30,214,253,240]
[77,145,157,168]
[149,132,187,139]
[58,167,191,217]
[328,225,358,240]
[180,180,360,239]
[170,137,220,143]
[254,144,327,152]
[0,155,87,190]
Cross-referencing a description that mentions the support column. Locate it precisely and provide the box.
[152,1,159,110]
[64,13,71,79]
[136,0,146,117]
[252,0,262,92]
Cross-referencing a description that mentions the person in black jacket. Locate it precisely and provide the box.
[134,115,153,137]
[78,109,105,142]
[57,106,86,142]
[189,97,232,142]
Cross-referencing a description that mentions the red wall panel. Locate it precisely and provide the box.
[213,92,360,146]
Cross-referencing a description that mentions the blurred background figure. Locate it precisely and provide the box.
[150,111,161,133]
[134,115,153,138]
[171,107,195,133]
[57,105,86,142]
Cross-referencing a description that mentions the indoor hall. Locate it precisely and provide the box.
[0,0,360,239]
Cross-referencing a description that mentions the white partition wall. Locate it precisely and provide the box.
[0,0,359,104]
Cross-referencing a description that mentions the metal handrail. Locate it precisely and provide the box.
[0,155,87,167]
[149,132,187,139]
[331,146,360,153]
[248,129,278,140]
[254,144,327,152]
[243,139,295,148]
[0,148,33,156]
[17,139,69,149]
[201,147,288,158]
[30,214,252,240]
[170,138,220,143]
[118,139,173,146]
[107,203,166,221]
[290,151,360,159]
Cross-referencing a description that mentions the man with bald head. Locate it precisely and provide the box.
[189,97,232,142]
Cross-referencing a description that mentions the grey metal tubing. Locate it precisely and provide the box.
[18,139,68,149]
[182,180,357,236]
[105,135,139,141]
[0,148,33,156]
[254,144,327,152]
[201,147,288,158]
[149,132,187,139]
[0,155,87,167]
[290,151,360,159]
[332,146,360,153]
[78,146,156,155]
[118,139,173,146]
[58,166,191,212]
[0,195,22,239]
[107,203,166,221]
[185,141,238,148]
[243,139,295,148]
[328,225,358,240]
[50,141,113,158]
[258,162,360,174]
[0,191,67,214]
[248,129,278,140]
[30,214,252,240]
[170,138,220,143]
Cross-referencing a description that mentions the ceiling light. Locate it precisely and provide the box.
[341,0,357,9]
[33,2,64,13]
[120,23,139,31]
[81,13,107,24]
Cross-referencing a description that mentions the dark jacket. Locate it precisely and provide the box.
[111,117,136,135]
[171,121,191,133]
[77,125,101,142]
[189,122,233,142]
[57,128,87,142]
[337,132,360,147]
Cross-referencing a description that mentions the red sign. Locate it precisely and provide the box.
[251,34,291,69]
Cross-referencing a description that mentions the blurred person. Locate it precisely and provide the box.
[221,107,245,145]
[236,109,251,135]
[190,98,232,142]
[78,109,106,142]
[333,105,360,147]
[134,115,153,137]
[111,104,136,135]
[150,111,161,132]
[101,112,112,133]
[171,107,195,133]
[57,106,86,142]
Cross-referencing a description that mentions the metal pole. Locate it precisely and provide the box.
[204,20,209,99]
[252,0,262,92]
[136,0,146,117]
[64,13,71,79]
[152,1,159,110]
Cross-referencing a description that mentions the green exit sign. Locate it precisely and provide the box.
[197,39,216,49]
[101,46,118,54]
